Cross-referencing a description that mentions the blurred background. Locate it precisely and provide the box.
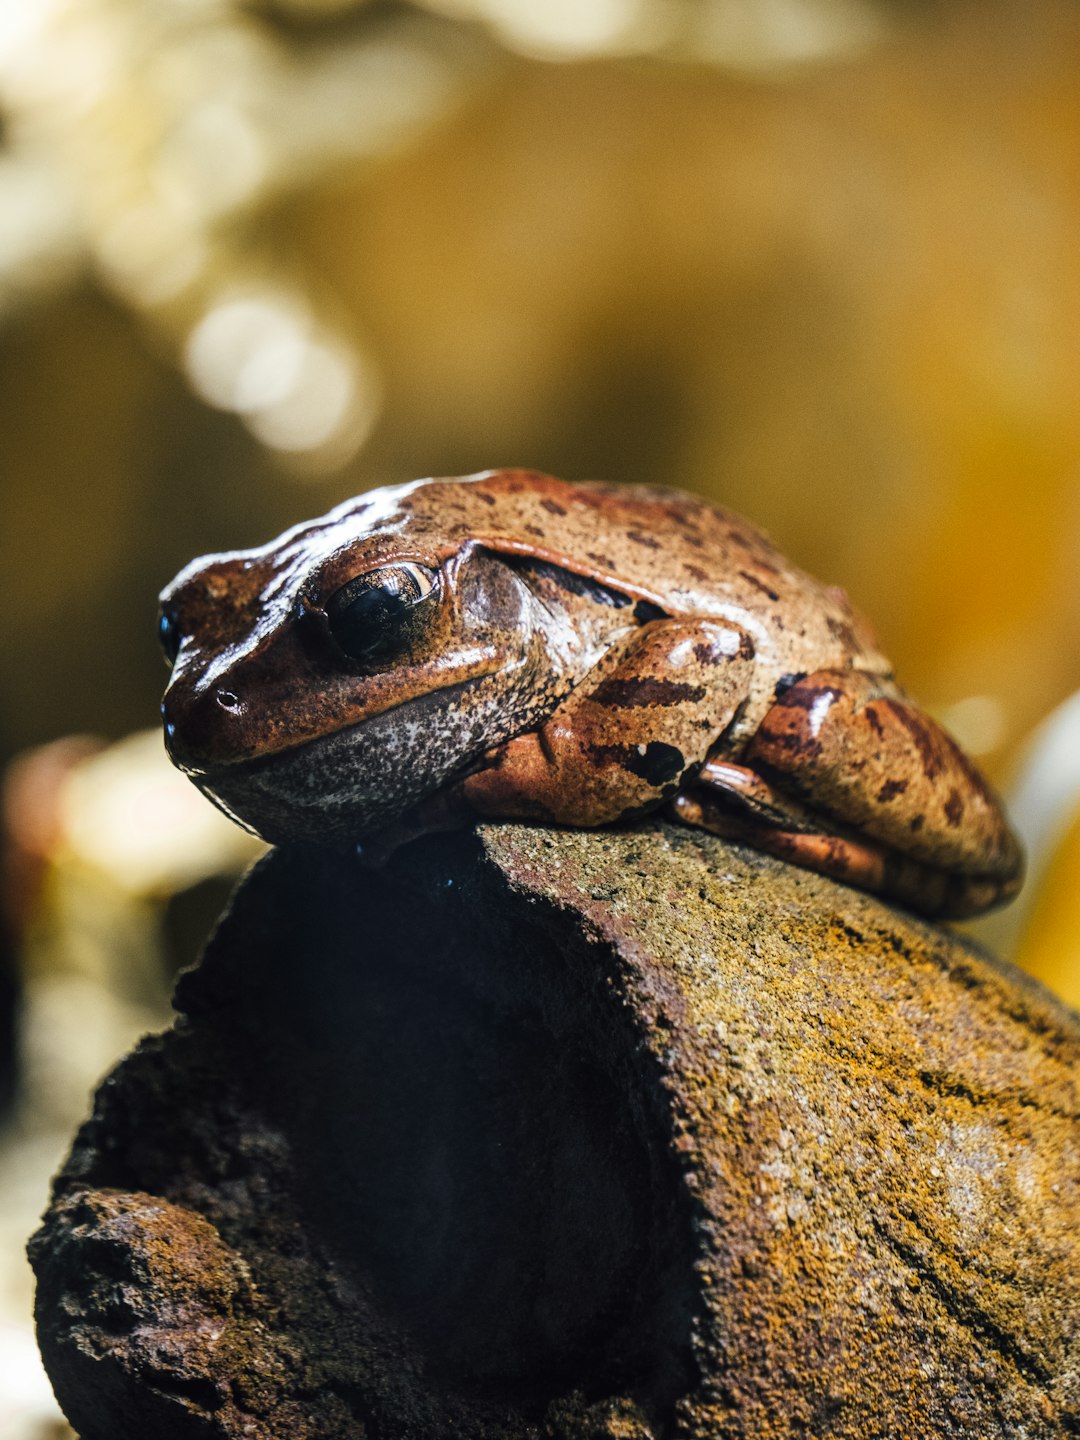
[2,0,1080,1431]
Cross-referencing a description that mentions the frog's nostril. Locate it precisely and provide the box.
[216,690,244,715]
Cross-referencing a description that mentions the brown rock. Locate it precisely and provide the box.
[30,822,1080,1438]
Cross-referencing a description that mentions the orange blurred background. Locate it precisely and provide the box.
[2,1,1080,1431]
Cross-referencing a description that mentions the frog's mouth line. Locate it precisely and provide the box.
[180,675,510,847]
[177,673,492,782]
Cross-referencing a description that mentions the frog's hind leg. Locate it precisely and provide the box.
[462,619,756,827]
[677,669,1022,917]
[672,773,978,918]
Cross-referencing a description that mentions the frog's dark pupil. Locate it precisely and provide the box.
[326,567,432,663]
[159,609,181,666]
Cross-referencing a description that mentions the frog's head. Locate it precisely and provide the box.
[158,478,562,844]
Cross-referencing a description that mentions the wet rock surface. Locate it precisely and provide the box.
[30,821,1080,1439]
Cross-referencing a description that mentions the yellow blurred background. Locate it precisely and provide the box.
[2,0,1080,1432]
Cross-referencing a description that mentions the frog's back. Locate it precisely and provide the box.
[401,470,886,678]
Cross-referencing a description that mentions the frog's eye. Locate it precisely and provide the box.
[158,608,182,668]
[326,562,439,664]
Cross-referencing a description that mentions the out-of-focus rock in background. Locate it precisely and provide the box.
[3,0,1080,1431]
[0,734,262,1439]
[979,691,1080,1010]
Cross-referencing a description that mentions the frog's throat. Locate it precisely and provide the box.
[182,675,529,847]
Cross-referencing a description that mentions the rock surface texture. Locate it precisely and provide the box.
[30,822,1080,1439]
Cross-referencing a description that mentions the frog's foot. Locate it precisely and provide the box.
[463,619,755,827]
[673,657,1026,918]
[672,777,1016,918]
[735,668,1022,902]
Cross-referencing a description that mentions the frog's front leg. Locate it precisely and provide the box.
[462,620,755,826]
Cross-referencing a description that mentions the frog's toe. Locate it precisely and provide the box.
[672,789,1020,919]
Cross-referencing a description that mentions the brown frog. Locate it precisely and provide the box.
[159,470,1021,917]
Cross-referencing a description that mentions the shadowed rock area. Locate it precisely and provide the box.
[29,822,1080,1438]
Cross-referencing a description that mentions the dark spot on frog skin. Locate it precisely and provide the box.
[633,598,668,625]
[586,551,616,570]
[474,490,497,505]
[773,684,841,714]
[591,677,706,708]
[944,788,965,826]
[889,702,945,781]
[739,571,780,602]
[684,533,705,549]
[524,524,544,537]
[684,564,709,582]
[864,705,886,741]
[586,741,685,789]
[627,530,661,550]
[626,741,685,786]
[910,815,925,832]
[540,497,567,516]
[664,504,699,527]
[761,731,824,764]
[775,672,807,698]
[877,778,909,803]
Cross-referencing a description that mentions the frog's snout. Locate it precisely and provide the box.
[161,683,250,773]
